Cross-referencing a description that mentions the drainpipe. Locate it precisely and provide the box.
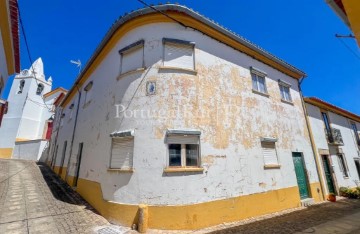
[64,84,82,184]
[298,76,326,201]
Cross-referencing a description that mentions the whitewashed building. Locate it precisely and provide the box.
[0,0,20,148]
[48,4,323,231]
[305,97,360,195]
[0,58,65,160]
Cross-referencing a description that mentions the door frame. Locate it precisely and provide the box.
[292,152,311,199]
[321,154,338,195]
[73,142,84,188]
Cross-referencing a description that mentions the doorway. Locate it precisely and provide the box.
[73,143,83,188]
[322,155,336,194]
[292,152,310,199]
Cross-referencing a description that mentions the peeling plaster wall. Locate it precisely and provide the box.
[306,103,360,189]
[53,22,319,206]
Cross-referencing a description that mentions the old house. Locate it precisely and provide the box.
[47,4,323,231]
[305,97,360,195]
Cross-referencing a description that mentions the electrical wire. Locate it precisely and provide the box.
[17,1,53,112]
[337,37,360,62]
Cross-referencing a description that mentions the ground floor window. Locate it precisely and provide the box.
[166,130,200,167]
[337,154,349,178]
[110,137,134,169]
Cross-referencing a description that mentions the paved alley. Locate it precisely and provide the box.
[0,159,126,234]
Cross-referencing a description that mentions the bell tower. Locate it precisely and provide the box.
[0,58,53,158]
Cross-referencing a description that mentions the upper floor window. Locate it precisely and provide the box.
[278,79,292,102]
[119,40,145,75]
[36,84,44,95]
[351,122,360,145]
[163,38,195,71]
[166,130,201,168]
[321,112,331,133]
[17,80,25,94]
[250,67,268,95]
[83,81,93,107]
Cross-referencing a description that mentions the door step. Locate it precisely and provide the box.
[301,198,315,207]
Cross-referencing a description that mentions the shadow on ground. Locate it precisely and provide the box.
[211,199,360,234]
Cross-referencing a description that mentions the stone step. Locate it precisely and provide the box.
[301,198,315,207]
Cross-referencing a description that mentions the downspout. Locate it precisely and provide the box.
[298,76,326,201]
[64,84,82,185]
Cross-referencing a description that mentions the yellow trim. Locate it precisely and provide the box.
[62,12,303,108]
[43,87,68,98]
[69,178,320,230]
[163,167,204,173]
[0,148,13,158]
[342,0,360,46]
[15,138,31,142]
[309,182,324,202]
[0,0,15,75]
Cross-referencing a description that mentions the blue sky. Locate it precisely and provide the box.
[5,0,360,114]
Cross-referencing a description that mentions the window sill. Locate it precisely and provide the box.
[163,167,204,173]
[159,66,197,75]
[118,68,145,80]
[107,168,134,173]
[281,99,294,105]
[252,89,270,97]
[264,164,281,169]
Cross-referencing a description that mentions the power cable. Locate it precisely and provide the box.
[337,37,360,62]
[17,1,53,112]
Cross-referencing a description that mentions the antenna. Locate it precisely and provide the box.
[70,59,82,74]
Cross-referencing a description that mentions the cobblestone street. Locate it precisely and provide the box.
[0,159,125,234]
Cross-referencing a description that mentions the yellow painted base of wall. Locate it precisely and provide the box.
[309,182,324,202]
[50,166,322,230]
[0,148,13,159]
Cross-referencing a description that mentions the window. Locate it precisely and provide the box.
[351,122,360,144]
[83,81,93,106]
[110,137,134,169]
[278,80,292,102]
[17,80,25,94]
[321,112,331,133]
[163,38,195,70]
[69,103,74,120]
[250,67,267,94]
[36,84,44,95]
[166,130,200,168]
[261,139,279,167]
[119,40,144,75]
[0,76,3,96]
[337,154,349,177]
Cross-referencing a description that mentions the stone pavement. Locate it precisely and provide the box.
[210,198,360,234]
[0,159,130,234]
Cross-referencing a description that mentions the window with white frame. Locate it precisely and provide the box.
[163,38,195,71]
[110,136,134,169]
[278,80,292,102]
[119,40,144,75]
[337,154,349,177]
[166,130,200,167]
[261,138,279,166]
[83,81,93,107]
[250,67,267,94]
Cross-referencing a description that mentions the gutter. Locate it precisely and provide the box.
[298,77,326,200]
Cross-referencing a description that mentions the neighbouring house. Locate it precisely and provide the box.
[0,0,20,132]
[326,0,360,46]
[47,4,323,231]
[305,97,360,195]
[0,57,66,160]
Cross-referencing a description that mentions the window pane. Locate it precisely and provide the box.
[169,144,181,166]
[258,76,266,93]
[280,85,285,99]
[186,144,198,166]
[251,74,258,90]
[338,155,349,177]
[321,113,331,132]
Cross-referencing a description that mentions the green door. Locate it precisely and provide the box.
[292,153,309,199]
[322,156,335,194]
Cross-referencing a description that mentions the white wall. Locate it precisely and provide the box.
[53,22,319,206]
[13,140,49,161]
[306,102,360,189]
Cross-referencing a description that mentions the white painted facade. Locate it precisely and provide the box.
[0,58,58,160]
[306,102,360,191]
[13,139,49,161]
[50,19,321,208]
